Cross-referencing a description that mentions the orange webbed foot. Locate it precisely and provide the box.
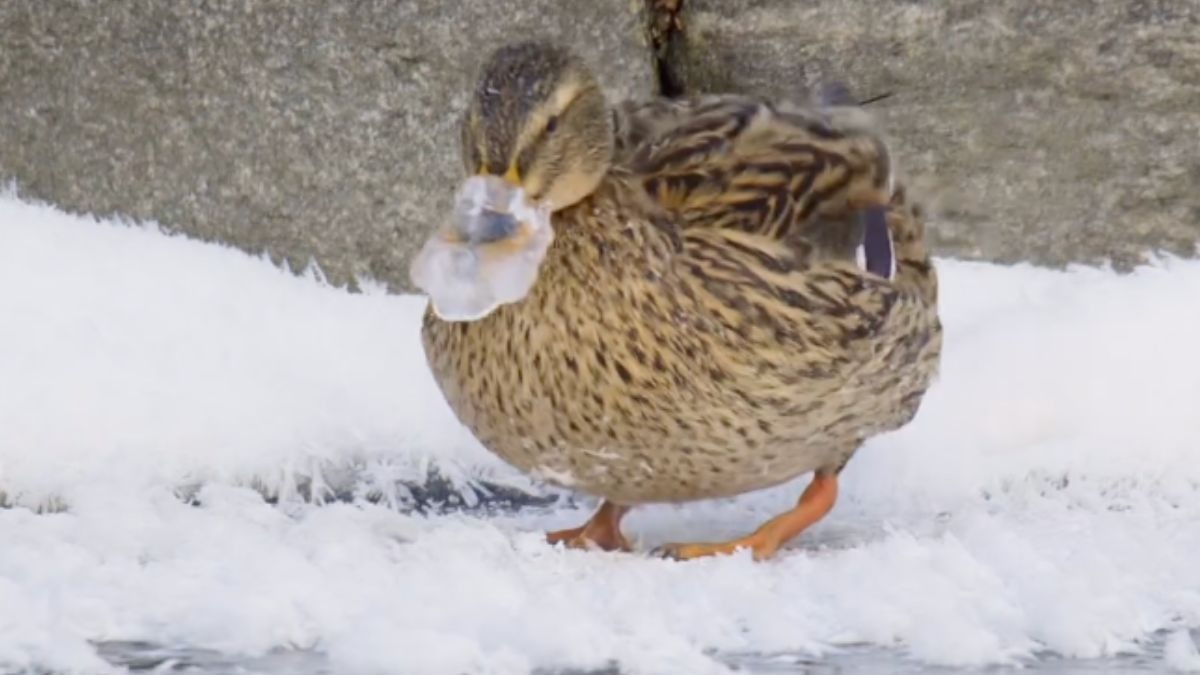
[651,535,783,561]
[545,500,631,552]
[652,471,839,562]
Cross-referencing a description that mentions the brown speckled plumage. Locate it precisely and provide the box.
[419,42,942,557]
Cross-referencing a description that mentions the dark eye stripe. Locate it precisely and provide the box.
[516,142,536,179]
[515,115,559,177]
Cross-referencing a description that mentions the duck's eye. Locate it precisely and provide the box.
[545,115,559,134]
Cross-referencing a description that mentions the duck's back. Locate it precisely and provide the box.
[615,95,900,263]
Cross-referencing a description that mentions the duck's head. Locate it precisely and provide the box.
[410,42,613,321]
[459,41,613,224]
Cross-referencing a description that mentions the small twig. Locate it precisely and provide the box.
[858,91,896,106]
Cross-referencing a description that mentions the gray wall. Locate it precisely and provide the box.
[2,1,1197,293]
[0,1,655,291]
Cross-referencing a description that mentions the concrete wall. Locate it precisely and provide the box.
[2,1,1197,293]
[0,1,655,291]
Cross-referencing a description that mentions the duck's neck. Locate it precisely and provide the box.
[537,177,679,291]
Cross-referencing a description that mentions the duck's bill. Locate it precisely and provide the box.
[409,176,554,322]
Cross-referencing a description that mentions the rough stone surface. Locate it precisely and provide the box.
[669,0,1200,268]
[0,1,655,291]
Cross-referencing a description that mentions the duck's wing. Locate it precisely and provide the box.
[614,94,895,268]
[609,93,939,369]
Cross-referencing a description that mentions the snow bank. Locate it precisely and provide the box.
[0,190,512,509]
[1,191,1198,674]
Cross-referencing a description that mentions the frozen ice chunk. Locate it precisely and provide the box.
[410,176,554,322]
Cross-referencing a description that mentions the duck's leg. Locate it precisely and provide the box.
[653,471,838,561]
[545,500,631,552]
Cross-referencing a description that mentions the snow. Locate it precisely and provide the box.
[0,189,511,510]
[1,189,1199,675]
[1166,630,1200,672]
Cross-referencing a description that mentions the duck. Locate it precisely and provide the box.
[414,41,942,561]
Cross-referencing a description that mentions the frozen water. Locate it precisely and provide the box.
[409,175,554,322]
[1,190,1198,674]
[1164,630,1200,672]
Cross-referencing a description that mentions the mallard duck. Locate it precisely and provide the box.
[415,41,942,560]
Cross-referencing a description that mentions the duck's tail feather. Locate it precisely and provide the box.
[884,182,938,304]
